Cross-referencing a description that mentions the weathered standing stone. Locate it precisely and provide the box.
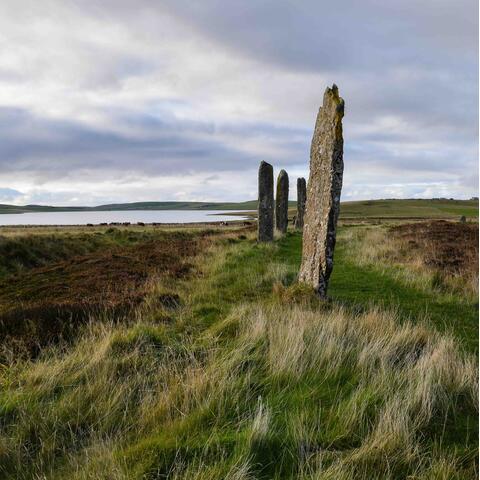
[295,178,307,229]
[257,161,274,242]
[275,169,289,234]
[298,85,345,298]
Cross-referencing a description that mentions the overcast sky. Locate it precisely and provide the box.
[0,0,478,205]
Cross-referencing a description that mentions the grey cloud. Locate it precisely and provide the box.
[0,107,307,181]
[161,0,477,71]
[160,1,478,153]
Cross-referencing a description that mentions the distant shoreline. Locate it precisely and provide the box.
[0,199,476,228]
[0,198,476,215]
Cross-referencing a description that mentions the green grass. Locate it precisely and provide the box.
[277,230,478,353]
[0,227,477,479]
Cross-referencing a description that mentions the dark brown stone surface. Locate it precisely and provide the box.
[275,169,289,234]
[295,177,306,230]
[299,85,345,297]
[258,161,274,242]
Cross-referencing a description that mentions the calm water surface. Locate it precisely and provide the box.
[0,210,251,226]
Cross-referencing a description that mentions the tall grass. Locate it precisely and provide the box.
[341,225,479,301]
[0,228,175,278]
[0,231,477,479]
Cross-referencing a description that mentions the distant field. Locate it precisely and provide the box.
[281,198,478,221]
[339,198,478,219]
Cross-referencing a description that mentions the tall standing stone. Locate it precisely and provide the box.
[299,85,345,298]
[295,178,307,230]
[275,169,289,234]
[257,161,274,242]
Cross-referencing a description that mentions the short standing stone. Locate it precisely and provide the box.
[460,215,466,223]
[275,170,289,234]
[298,85,345,298]
[258,161,274,242]
[295,178,307,230]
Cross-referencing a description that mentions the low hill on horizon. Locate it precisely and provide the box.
[0,200,262,214]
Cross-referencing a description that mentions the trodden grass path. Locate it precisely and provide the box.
[276,230,478,353]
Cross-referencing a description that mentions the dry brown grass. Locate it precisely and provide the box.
[0,226,254,359]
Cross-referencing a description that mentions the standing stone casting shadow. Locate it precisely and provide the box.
[258,161,274,242]
[299,85,345,298]
[295,177,307,230]
[275,169,289,234]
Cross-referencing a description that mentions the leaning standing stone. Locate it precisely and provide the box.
[298,85,345,298]
[295,178,306,229]
[258,161,274,242]
[275,170,289,234]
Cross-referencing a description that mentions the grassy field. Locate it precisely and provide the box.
[339,199,479,219]
[0,220,477,479]
[225,199,479,222]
